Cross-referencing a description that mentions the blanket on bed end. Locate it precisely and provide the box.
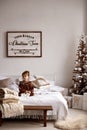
[0,88,24,118]
[0,88,18,98]
[0,102,24,118]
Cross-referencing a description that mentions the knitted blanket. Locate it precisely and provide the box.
[0,88,18,98]
[0,88,24,118]
[0,98,19,103]
[0,102,24,118]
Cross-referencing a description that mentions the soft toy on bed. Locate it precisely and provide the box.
[18,71,34,96]
[32,75,50,89]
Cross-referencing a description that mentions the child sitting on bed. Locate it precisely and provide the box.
[19,70,34,96]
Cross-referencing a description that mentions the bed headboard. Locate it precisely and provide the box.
[0,74,56,84]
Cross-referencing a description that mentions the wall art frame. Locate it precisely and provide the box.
[6,31,42,57]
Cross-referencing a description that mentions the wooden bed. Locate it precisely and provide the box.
[0,105,52,127]
[0,75,68,127]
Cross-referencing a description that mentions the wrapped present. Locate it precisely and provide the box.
[72,94,83,109]
[83,93,87,111]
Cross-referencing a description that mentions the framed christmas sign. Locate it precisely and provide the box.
[6,31,42,57]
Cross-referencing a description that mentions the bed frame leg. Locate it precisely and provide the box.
[0,111,2,126]
[43,110,47,127]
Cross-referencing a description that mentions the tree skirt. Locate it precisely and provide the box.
[55,114,87,130]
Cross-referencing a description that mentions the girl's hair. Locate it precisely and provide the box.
[22,71,30,77]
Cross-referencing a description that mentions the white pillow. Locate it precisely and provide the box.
[9,83,19,92]
[0,76,19,92]
[49,86,65,92]
[47,80,55,86]
[0,76,8,80]
[33,75,50,87]
[0,77,19,92]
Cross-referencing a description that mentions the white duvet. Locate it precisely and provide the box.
[19,88,68,120]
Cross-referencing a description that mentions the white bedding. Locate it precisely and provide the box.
[19,89,68,120]
[0,75,68,120]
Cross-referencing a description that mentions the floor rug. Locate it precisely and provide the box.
[55,114,87,130]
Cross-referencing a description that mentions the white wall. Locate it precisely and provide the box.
[84,0,87,34]
[0,0,85,87]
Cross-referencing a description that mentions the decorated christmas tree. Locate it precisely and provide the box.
[69,35,87,95]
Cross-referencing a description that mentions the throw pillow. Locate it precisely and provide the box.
[32,77,50,88]
[0,78,13,88]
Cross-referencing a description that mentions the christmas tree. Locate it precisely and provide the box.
[69,35,87,95]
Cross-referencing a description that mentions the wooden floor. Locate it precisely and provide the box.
[0,109,87,130]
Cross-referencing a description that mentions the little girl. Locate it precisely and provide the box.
[19,71,34,96]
